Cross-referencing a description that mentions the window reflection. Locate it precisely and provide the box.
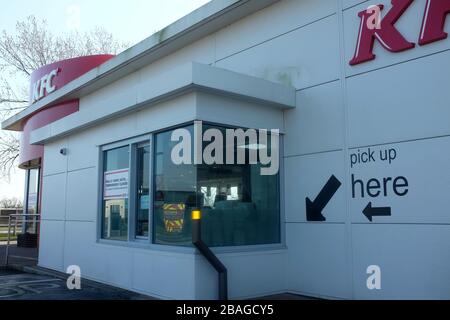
[102,146,129,241]
[27,169,39,216]
[25,168,40,234]
[153,126,196,246]
[153,124,280,247]
[198,157,280,246]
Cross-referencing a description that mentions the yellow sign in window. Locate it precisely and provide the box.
[163,204,186,233]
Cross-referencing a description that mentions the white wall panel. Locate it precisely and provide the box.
[74,112,138,149]
[342,0,368,10]
[41,173,66,221]
[216,0,337,60]
[63,221,134,290]
[349,136,450,224]
[352,224,450,299]
[79,72,140,113]
[285,151,346,223]
[194,250,287,299]
[135,93,197,134]
[347,51,450,147]
[196,93,284,132]
[67,130,99,172]
[286,223,350,299]
[216,14,340,90]
[133,251,196,299]
[43,139,68,176]
[285,81,345,156]
[139,35,215,81]
[38,220,65,271]
[66,168,98,222]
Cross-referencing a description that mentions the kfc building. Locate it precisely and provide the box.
[2,0,450,300]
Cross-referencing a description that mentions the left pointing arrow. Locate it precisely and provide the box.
[306,175,342,222]
[363,202,391,222]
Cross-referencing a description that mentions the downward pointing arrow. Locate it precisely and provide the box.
[306,175,342,222]
[363,202,392,222]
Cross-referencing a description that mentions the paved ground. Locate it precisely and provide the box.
[0,267,315,300]
[0,243,38,267]
[0,267,152,300]
[0,266,316,300]
[0,243,152,300]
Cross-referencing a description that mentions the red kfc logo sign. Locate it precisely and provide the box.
[350,0,450,65]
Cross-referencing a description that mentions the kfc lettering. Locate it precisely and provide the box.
[419,0,450,45]
[31,68,60,103]
[350,0,450,66]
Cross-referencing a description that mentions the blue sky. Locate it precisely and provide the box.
[0,0,210,200]
[1,0,210,45]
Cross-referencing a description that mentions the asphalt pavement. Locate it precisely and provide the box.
[0,267,152,300]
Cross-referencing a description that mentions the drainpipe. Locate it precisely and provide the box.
[191,209,228,300]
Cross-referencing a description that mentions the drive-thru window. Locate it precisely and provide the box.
[100,123,280,247]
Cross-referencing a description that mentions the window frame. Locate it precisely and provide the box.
[132,141,152,241]
[98,134,152,243]
[23,167,41,235]
[97,123,286,253]
[24,167,41,216]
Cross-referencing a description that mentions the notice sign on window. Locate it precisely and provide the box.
[104,169,129,200]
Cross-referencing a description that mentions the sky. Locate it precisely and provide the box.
[0,0,210,201]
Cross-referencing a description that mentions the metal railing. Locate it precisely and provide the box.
[3,214,40,266]
[0,217,22,239]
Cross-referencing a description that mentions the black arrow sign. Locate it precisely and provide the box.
[363,202,391,222]
[306,175,342,222]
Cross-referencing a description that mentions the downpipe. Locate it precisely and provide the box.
[191,209,228,300]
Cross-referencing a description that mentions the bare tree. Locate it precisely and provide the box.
[0,132,20,178]
[0,197,23,209]
[0,16,129,177]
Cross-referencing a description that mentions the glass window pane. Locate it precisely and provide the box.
[152,124,281,247]
[153,126,197,246]
[136,144,150,238]
[199,126,280,247]
[25,168,40,234]
[27,168,39,215]
[102,146,129,241]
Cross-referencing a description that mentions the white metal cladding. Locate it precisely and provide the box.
[32,0,450,299]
